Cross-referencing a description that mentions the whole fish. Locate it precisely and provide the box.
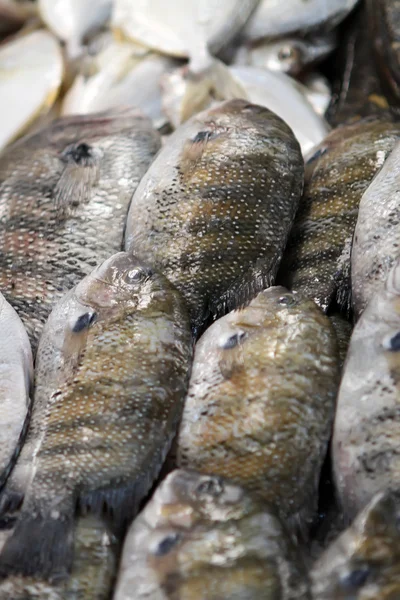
[0,292,32,490]
[352,141,400,318]
[0,29,63,153]
[0,252,193,581]
[125,99,304,336]
[333,259,400,521]
[176,287,339,534]
[38,0,112,59]
[243,0,359,42]
[312,491,400,599]
[113,469,311,600]
[0,107,160,354]
[278,118,400,314]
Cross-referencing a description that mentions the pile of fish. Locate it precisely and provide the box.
[2,0,400,598]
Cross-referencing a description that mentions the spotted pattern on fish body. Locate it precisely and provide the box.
[278,118,400,314]
[125,99,304,337]
[0,253,193,581]
[0,108,161,354]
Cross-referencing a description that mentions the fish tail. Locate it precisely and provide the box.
[0,503,74,581]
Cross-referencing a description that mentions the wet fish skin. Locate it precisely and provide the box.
[114,469,311,600]
[0,292,32,491]
[125,99,304,336]
[333,259,400,521]
[278,117,400,314]
[0,252,193,581]
[352,141,400,319]
[329,314,352,369]
[176,287,339,535]
[312,491,400,599]
[0,107,161,355]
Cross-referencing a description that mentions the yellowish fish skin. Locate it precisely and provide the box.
[176,287,339,535]
[114,469,311,600]
[125,99,304,337]
[0,253,193,582]
[312,491,400,599]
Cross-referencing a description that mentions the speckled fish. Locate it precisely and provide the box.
[312,491,400,599]
[114,469,311,600]
[38,0,112,59]
[0,107,160,354]
[243,0,359,42]
[0,29,63,153]
[352,141,400,319]
[125,99,304,336]
[0,514,118,599]
[176,287,339,535]
[333,259,400,521]
[0,252,193,582]
[278,118,400,314]
[0,292,32,490]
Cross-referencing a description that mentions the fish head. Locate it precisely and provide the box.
[255,38,308,75]
[312,491,400,599]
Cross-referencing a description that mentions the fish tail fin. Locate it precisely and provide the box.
[0,505,75,581]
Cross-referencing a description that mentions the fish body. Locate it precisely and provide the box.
[333,259,400,521]
[0,108,160,354]
[0,292,32,490]
[125,99,304,336]
[278,118,400,314]
[312,491,400,599]
[0,29,63,153]
[352,141,400,318]
[176,287,339,534]
[329,314,352,369]
[113,469,311,600]
[0,252,193,581]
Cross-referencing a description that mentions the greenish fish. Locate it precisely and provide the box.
[0,252,193,582]
[278,117,400,314]
[114,469,311,600]
[125,99,304,337]
[176,287,339,536]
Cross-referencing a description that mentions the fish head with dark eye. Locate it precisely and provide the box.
[264,40,304,74]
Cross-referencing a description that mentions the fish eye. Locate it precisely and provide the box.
[124,267,152,284]
[278,46,298,62]
[196,477,224,498]
[153,533,181,556]
[340,566,371,589]
[220,330,247,350]
[278,295,296,306]
[382,331,400,352]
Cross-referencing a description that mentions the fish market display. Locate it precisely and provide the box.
[278,117,400,314]
[333,259,400,521]
[0,107,160,353]
[0,29,63,153]
[177,287,339,533]
[312,491,400,599]
[0,292,32,490]
[0,252,193,581]
[352,140,400,319]
[125,99,304,336]
[114,469,311,600]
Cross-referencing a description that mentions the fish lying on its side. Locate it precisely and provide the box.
[125,99,304,337]
[114,469,311,600]
[0,292,32,490]
[312,491,400,599]
[0,252,193,582]
[352,140,400,318]
[333,259,400,521]
[0,107,160,354]
[176,287,339,535]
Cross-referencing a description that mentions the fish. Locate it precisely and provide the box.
[125,99,304,337]
[301,73,332,118]
[312,490,400,599]
[0,292,32,490]
[333,259,400,521]
[352,140,400,319]
[277,117,400,315]
[176,287,339,535]
[243,0,359,42]
[0,252,193,581]
[329,314,352,369]
[234,32,337,76]
[38,0,112,59]
[0,0,33,38]
[0,29,63,153]
[0,107,160,355]
[113,469,311,600]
